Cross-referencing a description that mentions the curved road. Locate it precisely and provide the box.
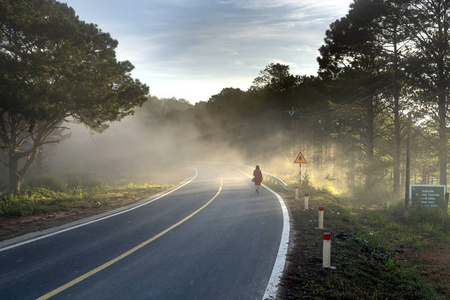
[0,166,288,300]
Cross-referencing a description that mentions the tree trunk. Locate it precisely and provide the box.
[437,9,448,188]
[366,97,375,190]
[348,148,356,186]
[438,91,447,187]
[392,25,401,196]
[421,163,426,184]
[35,148,45,175]
[8,154,21,194]
[7,143,40,194]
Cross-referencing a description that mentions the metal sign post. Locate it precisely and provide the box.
[294,152,307,190]
[442,193,449,228]
[299,164,302,189]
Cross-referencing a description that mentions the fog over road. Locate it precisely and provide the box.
[0,166,288,300]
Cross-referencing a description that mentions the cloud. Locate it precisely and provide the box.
[148,76,252,102]
[65,0,353,102]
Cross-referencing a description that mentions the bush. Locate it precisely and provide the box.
[409,206,443,227]
[347,183,395,206]
[0,192,15,216]
[300,173,311,191]
[24,187,59,200]
[64,172,109,190]
[23,175,67,191]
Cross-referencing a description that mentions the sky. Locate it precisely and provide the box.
[63,0,353,103]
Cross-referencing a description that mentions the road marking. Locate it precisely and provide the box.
[261,184,290,300]
[0,169,198,252]
[37,176,223,300]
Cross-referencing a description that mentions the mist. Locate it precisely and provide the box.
[0,90,402,205]
[42,114,196,184]
[1,69,445,209]
[18,99,247,187]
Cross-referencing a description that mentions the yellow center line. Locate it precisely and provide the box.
[37,177,223,300]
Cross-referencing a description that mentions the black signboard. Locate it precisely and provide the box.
[410,185,446,208]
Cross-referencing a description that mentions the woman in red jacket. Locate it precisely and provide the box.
[253,165,263,193]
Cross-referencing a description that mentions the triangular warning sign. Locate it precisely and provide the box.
[294,152,307,163]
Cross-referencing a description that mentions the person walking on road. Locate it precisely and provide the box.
[253,165,263,193]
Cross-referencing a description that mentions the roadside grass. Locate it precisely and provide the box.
[279,182,449,299]
[0,173,172,218]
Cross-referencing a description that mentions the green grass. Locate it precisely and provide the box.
[281,179,449,299]
[0,174,171,218]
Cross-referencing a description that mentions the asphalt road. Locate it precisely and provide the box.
[0,166,288,300]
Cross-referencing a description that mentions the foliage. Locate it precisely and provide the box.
[1,0,448,203]
[0,177,168,217]
[22,174,67,191]
[137,96,193,125]
[251,63,300,94]
[0,0,149,193]
[63,172,110,190]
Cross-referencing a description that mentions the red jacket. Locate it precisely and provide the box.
[253,169,263,185]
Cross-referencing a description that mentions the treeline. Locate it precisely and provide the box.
[145,0,449,200]
[0,0,148,193]
[1,0,448,201]
[138,65,329,170]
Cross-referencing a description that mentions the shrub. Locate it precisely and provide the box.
[64,172,109,190]
[347,183,395,206]
[410,206,443,227]
[25,187,59,200]
[23,175,67,191]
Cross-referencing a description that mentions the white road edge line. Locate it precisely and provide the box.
[261,184,290,300]
[0,169,199,252]
[237,169,290,300]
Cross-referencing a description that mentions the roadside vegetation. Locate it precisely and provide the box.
[265,179,450,300]
[0,172,171,219]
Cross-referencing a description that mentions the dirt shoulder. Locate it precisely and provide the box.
[0,198,140,242]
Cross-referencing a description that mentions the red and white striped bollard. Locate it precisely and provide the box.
[304,193,309,210]
[323,232,331,268]
[318,206,324,229]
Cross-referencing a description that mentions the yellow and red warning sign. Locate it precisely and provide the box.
[294,152,307,163]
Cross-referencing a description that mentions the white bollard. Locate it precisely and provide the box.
[295,186,298,200]
[323,232,331,268]
[318,206,324,229]
[304,193,309,210]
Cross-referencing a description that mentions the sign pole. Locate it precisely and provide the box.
[294,151,307,198]
[299,164,302,189]
[442,193,449,228]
